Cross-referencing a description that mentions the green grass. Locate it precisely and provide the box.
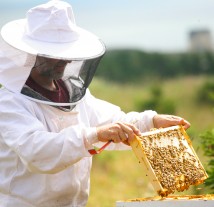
[87,75,214,207]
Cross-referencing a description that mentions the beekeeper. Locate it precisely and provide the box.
[0,1,190,206]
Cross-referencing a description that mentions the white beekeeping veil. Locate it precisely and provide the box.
[0,0,105,109]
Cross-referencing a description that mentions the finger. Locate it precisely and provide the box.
[179,118,191,130]
[97,125,120,142]
[108,130,121,143]
[117,122,137,143]
[122,140,130,146]
[107,124,125,143]
[169,116,191,130]
[117,129,128,142]
[121,122,141,135]
[168,116,184,125]
[111,136,121,143]
[129,124,141,136]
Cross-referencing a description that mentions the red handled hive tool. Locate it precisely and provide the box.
[88,141,112,155]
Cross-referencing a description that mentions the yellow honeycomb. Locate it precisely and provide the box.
[131,125,208,197]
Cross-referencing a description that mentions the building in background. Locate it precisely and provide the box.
[189,29,213,53]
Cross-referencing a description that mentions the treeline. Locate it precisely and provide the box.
[95,49,214,82]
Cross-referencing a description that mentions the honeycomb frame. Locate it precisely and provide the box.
[130,125,208,197]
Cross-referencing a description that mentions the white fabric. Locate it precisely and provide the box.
[26,0,79,43]
[1,0,105,59]
[0,2,157,206]
[0,38,36,93]
[0,38,102,107]
[0,88,157,207]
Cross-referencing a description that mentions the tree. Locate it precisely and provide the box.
[135,85,176,114]
[201,128,214,191]
[197,81,214,105]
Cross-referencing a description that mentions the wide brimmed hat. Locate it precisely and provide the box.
[1,0,105,60]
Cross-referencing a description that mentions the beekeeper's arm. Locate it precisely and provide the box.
[84,90,157,149]
[85,91,190,149]
[0,93,100,174]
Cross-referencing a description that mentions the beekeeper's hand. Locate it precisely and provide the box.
[96,122,141,144]
[153,114,190,130]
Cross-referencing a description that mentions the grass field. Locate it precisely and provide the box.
[86,75,214,207]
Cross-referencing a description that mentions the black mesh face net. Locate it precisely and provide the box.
[64,56,104,103]
[21,54,104,110]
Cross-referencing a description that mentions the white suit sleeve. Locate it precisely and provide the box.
[84,91,157,150]
[0,94,93,174]
[85,91,157,132]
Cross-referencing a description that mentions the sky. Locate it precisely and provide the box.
[0,0,214,53]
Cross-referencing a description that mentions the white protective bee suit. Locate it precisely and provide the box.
[0,1,157,207]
